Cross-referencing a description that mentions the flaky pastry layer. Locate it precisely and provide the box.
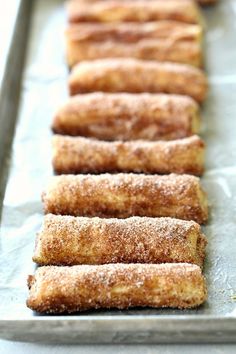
[33,214,207,267]
[42,173,208,223]
[52,135,205,176]
[69,58,208,102]
[27,263,207,313]
[52,92,200,141]
[66,21,202,67]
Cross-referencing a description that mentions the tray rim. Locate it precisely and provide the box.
[0,315,236,343]
[0,0,32,212]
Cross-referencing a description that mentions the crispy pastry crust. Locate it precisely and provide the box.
[42,173,208,223]
[27,263,207,313]
[52,135,205,176]
[68,58,208,102]
[66,0,201,24]
[52,92,200,141]
[66,21,203,67]
[33,214,207,267]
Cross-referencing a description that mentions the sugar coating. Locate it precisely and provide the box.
[66,21,202,67]
[67,0,201,25]
[68,58,208,102]
[27,263,207,313]
[42,173,208,223]
[52,135,205,175]
[52,92,200,140]
[33,214,207,267]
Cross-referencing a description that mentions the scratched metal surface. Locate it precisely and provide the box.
[0,0,236,343]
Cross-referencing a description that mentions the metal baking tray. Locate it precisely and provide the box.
[0,0,236,344]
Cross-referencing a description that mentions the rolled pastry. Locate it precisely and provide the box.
[68,58,208,103]
[27,263,207,313]
[66,21,203,68]
[42,173,208,223]
[52,135,205,176]
[66,0,201,24]
[33,214,207,267]
[52,92,200,141]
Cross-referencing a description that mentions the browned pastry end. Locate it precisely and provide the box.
[42,173,208,223]
[66,0,201,24]
[27,263,207,313]
[52,92,200,141]
[33,214,207,267]
[68,58,208,103]
[52,135,205,176]
[66,21,203,67]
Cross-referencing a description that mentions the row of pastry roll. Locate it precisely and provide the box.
[27,0,216,314]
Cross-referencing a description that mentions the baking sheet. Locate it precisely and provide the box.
[0,0,236,343]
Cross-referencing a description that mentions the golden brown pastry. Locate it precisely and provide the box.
[52,92,200,141]
[66,0,201,24]
[33,214,207,267]
[27,263,207,313]
[52,135,205,176]
[68,58,208,103]
[42,173,208,223]
[66,21,203,67]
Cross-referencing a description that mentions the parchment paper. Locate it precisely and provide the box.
[0,0,236,320]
